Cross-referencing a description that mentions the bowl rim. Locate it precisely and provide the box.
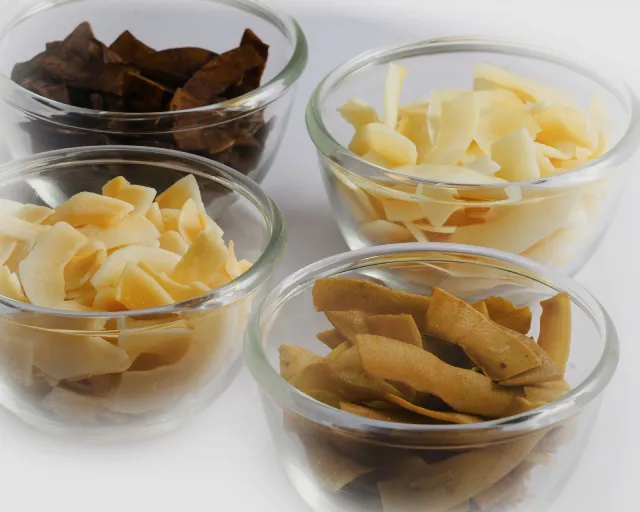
[0,0,309,120]
[0,145,287,320]
[244,242,619,438]
[306,35,640,189]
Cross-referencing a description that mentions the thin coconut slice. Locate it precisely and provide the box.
[338,98,380,128]
[474,89,540,154]
[156,174,206,213]
[64,240,107,291]
[360,220,413,244]
[535,142,573,160]
[146,202,165,232]
[381,198,425,223]
[349,123,418,166]
[171,229,228,285]
[46,192,134,228]
[178,198,206,245]
[0,212,50,242]
[535,104,594,149]
[398,109,432,162]
[112,184,156,216]
[118,327,192,365]
[427,88,467,144]
[465,156,501,175]
[451,192,580,254]
[19,222,87,308]
[0,332,34,386]
[102,176,129,197]
[423,91,479,165]
[80,215,160,250]
[492,128,541,182]
[395,164,506,185]
[92,287,126,312]
[474,62,575,105]
[0,265,27,302]
[17,204,54,224]
[90,245,180,290]
[116,262,175,310]
[139,261,209,302]
[0,237,18,267]
[159,230,189,256]
[0,199,25,215]
[403,221,429,242]
[415,184,460,228]
[161,208,181,232]
[383,62,407,128]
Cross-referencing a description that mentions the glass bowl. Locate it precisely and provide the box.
[0,145,286,439]
[0,0,308,183]
[306,37,640,275]
[245,243,618,512]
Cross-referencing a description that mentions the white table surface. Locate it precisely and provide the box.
[0,1,639,510]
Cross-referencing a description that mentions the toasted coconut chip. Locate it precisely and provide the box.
[473,474,521,511]
[17,204,54,224]
[324,310,369,344]
[537,292,572,375]
[138,261,209,302]
[171,229,228,285]
[313,277,430,329]
[484,296,532,334]
[46,192,134,228]
[450,191,580,255]
[423,91,479,165]
[116,262,175,310]
[339,402,433,424]
[326,341,350,360]
[338,98,380,128]
[367,314,422,347]
[472,300,489,317]
[19,222,87,307]
[92,287,126,312]
[360,219,413,244]
[158,230,189,256]
[524,379,571,402]
[316,329,347,350]
[426,288,540,380]
[383,62,407,128]
[0,212,50,242]
[386,394,483,424]
[349,123,418,166]
[279,345,323,382]
[301,436,374,492]
[356,334,519,418]
[161,208,181,232]
[156,174,206,213]
[0,265,26,302]
[145,202,165,232]
[90,245,180,290]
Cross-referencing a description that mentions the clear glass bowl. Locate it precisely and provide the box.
[0,0,308,183]
[306,37,640,275]
[0,145,286,439]
[245,243,618,512]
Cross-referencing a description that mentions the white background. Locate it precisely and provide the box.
[0,1,639,511]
